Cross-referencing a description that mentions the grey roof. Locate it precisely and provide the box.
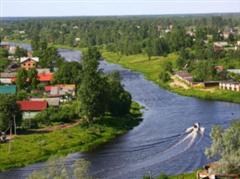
[30,97,60,106]
[0,72,17,78]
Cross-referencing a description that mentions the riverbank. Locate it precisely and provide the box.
[0,103,142,172]
[102,51,240,104]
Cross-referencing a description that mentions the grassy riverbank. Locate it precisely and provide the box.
[0,103,142,172]
[169,172,196,179]
[102,51,240,104]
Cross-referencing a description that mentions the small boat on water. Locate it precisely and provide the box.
[185,122,202,134]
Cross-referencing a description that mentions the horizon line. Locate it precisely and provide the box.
[1,11,240,18]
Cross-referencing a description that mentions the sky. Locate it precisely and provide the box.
[1,0,240,17]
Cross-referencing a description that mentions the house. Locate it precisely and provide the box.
[20,57,39,70]
[45,84,76,98]
[17,100,48,119]
[8,46,17,54]
[213,42,228,51]
[37,73,53,84]
[175,71,193,85]
[0,72,16,84]
[36,68,51,74]
[203,81,220,88]
[215,66,224,73]
[0,85,16,94]
[227,69,240,75]
[219,81,240,92]
[197,162,240,179]
[30,97,60,107]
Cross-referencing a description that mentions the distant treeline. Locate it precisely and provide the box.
[1,14,240,56]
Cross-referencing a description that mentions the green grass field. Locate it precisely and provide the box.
[102,51,240,104]
[169,172,196,179]
[0,103,142,171]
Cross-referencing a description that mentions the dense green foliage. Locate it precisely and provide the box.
[0,48,9,72]
[16,68,39,91]
[35,102,79,126]
[205,120,240,174]
[28,158,91,179]
[53,61,82,85]
[79,48,132,121]
[0,94,21,131]
[14,46,27,58]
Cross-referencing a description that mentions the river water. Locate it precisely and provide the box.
[0,43,240,179]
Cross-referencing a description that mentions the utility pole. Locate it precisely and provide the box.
[8,120,12,153]
[13,115,17,135]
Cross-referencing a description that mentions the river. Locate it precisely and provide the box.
[1,43,240,179]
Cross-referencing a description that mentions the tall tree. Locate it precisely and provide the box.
[16,68,28,91]
[0,95,21,131]
[78,48,106,121]
[53,61,82,85]
[28,68,39,90]
[106,72,132,116]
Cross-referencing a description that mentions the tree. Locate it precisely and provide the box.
[106,72,132,116]
[39,47,64,69]
[205,120,240,174]
[28,68,39,90]
[16,68,28,91]
[53,61,82,85]
[15,46,27,58]
[78,48,106,121]
[0,94,21,131]
[144,38,154,60]
[159,61,173,82]
[28,158,91,179]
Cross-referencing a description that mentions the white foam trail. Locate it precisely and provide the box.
[112,125,205,178]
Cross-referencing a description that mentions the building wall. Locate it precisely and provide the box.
[21,60,37,70]
[219,82,240,92]
[22,112,40,119]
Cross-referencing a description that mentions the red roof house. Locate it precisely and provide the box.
[37,73,53,83]
[17,101,48,111]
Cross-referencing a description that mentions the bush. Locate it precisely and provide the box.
[34,102,80,126]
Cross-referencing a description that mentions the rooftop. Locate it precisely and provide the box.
[20,57,39,63]
[17,101,48,111]
[0,85,16,94]
[38,73,53,82]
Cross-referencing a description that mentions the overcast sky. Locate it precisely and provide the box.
[1,0,240,17]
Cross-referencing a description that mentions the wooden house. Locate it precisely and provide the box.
[20,57,39,70]
[17,101,48,119]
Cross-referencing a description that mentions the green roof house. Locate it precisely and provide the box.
[0,85,16,94]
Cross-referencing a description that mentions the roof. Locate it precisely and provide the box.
[17,101,48,111]
[0,85,16,94]
[30,97,60,106]
[227,69,240,74]
[214,42,228,47]
[0,72,17,78]
[38,73,53,82]
[20,57,39,63]
[37,68,51,74]
[45,84,76,92]
[175,71,192,78]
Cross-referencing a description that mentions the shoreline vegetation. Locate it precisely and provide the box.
[0,102,142,172]
[101,51,240,104]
